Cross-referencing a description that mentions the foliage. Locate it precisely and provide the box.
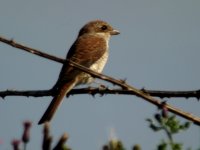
[146,105,191,150]
[7,113,200,150]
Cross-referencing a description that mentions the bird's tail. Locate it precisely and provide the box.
[38,81,76,124]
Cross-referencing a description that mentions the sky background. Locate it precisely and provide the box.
[1,0,200,149]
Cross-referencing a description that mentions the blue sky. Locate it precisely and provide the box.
[1,0,200,149]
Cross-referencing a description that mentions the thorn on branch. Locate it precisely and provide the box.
[10,38,15,44]
[119,78,127,84]
[97,84,109,97]
[195,90,200,100]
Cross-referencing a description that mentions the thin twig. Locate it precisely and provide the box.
[0,36,64,64]
[0,88,200,99]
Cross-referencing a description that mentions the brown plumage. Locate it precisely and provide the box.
[38,20,120,124]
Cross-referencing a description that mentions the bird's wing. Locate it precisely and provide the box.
[67,34,107,66]
[55,34,107,87]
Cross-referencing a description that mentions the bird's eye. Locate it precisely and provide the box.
[101,25,107,30]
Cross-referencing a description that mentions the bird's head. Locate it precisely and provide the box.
[78,20,120,37]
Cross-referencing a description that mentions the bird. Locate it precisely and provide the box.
[38,20,120,124]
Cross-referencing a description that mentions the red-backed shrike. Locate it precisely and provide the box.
[38,20,120,124]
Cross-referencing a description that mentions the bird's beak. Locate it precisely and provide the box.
[110,29,120,35]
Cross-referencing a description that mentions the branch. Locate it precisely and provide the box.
[1,35,200,125]
[0,36,64,64]
[68,61,200,125]
[0,88,200,99]
[142,89,200,99]
[2,36,200,99]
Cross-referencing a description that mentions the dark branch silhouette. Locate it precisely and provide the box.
[1,88,200,99]
[1,35,200,125]
[0,36,64,64]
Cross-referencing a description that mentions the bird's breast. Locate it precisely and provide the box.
[76,50,109,85]
[89,50,109,73]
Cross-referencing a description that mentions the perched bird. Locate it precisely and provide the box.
[38,20,120,124]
